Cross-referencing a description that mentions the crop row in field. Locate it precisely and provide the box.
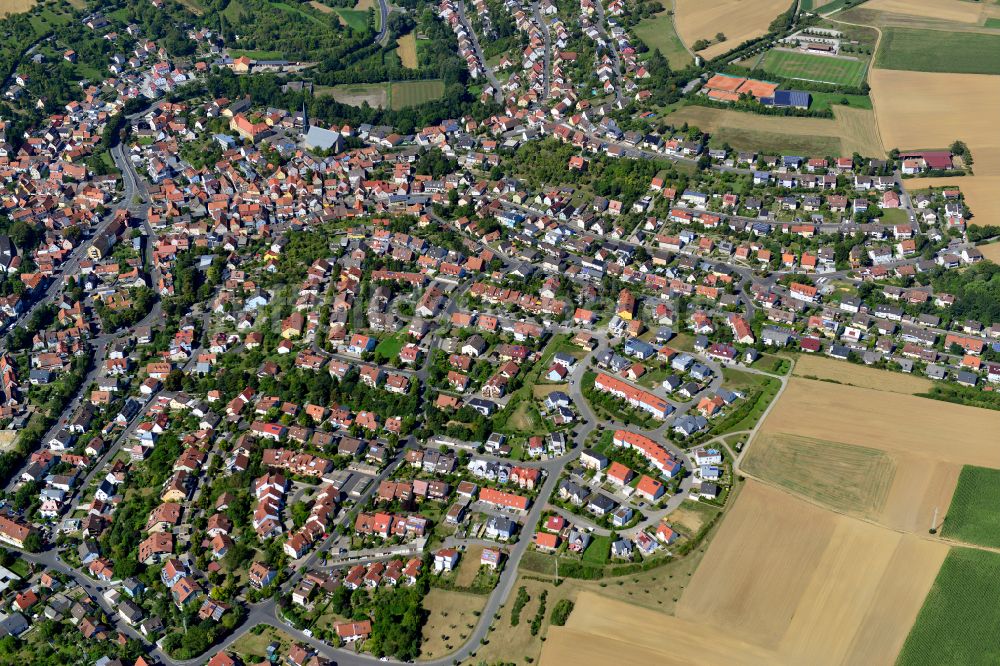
[898,548,1000,666]
[942,465,1000,548]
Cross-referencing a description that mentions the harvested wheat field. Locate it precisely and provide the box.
[396,33,418,68]
[979,241,1000,262]
[0,0,34,14]
[762,378,1000,467]
[742,433,896,518]
[542,482,949,666]
[541,591,779,666]
[754,377,1000,532]
[912,175,1000,226]
[309,1,333,11]
[870,69,1000,175]
[863,0,989,24]
[792,353,932,393]
[669,105,884,157]
[677,481,949,665]
[674,0,789,60]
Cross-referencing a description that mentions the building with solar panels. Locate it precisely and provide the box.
[761,90,811,109]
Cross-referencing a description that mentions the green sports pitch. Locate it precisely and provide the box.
[762,49,867,87]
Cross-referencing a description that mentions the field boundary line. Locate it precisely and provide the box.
[734,358,1000,558]
[738,466,1000,556]
[824,13,887,153]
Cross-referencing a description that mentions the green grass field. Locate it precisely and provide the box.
[762,49,867,86]
[898,548,1000,666]
[985,18,1000,29]
[580,536,611,566]
[942,465,1000,547]
[389,79,446,110]
[229,49,286,60]
[374,332,406,359]
[334,7,369,32]
[876,27,1000,74]
[808,91,872,112]
[632,4,693,69]
[316,79,444,110]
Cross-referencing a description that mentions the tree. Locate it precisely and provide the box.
[23,531,42,553]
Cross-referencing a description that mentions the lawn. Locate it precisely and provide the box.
[876,27,1000,75]
[389,79,445,110]
[229,48,285,60]
[897,548,1000,666]
[7,559,29,578]
[707,376,781,436]
[986,18,1000,29]
[721,367,772,391]
[880,207,909,225]
[498,397,546,436]
[762,49,867,87]
[271,0,326,25]
[580,535,611,566]
[232,626,297,662]
[632,2,693,69]
[808,91,872,112]
[942,465,1000,548]
[455,545,485,587]
[754,353,791,375]
[374,331,406,359]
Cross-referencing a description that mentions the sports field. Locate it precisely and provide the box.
[762,49,867,86]
[742,433,895,517]
[898,548,1000,666]
[792,353,932,393]
[632,1,693,69]
[876,27,1000,74]
[674,0,789,60]
[942,466,1000,548]
[670,104,884,157]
